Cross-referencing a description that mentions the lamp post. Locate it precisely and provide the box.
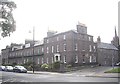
[32,27,35,73]
[112,50,114,69]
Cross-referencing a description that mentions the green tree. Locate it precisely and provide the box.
[0,0,16,37]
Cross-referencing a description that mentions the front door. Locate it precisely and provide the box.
[54,53,60,62]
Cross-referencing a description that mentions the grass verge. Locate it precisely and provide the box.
[105,67,120,73]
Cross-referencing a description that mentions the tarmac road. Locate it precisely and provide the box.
[1,71,119,82]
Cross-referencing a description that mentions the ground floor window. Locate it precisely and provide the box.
[93,56,96,62]
[90,56,92,63]
[64,55,66,63]
[24,59,26,64]
[90,55,96,63]
[75,55,78,63]
[82,55,85,63]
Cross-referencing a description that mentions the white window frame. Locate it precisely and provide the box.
[75,55,78,63]
[42,47,44,52]
[89,45,92,52]
[64,55,66,63]
[63,35,66,40]
[57,45,59,52]
[52,46,54,53]
[64,44,66,51]
[54,54,60,62]
[24,59,26,64]
[75,43,78,51]
[93,46,96,52]
[47,47,49,53]
[90,56,92,63]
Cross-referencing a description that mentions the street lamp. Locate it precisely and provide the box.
[112,50,115,69]
[32,27,35,73]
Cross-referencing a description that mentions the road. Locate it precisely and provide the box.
[0,71,119,82]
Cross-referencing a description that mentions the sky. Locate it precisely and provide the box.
[0,0,119,52]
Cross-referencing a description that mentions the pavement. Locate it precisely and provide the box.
[27,66,120,78]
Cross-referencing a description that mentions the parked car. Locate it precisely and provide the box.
[115,62,120,66]
[0,66,5,71]
[4,66,13,72]
[13,66,27,73]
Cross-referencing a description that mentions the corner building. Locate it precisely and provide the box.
[1,23,97,65]
[43,23,97,65]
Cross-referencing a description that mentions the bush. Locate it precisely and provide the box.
[66,64,72,68]
[41,63,49,71]
[53,61,61,70]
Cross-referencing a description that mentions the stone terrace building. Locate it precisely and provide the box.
[1,23,97,65]
[97,36,118,66]
[44,23,97,65]
[2,41,44,65]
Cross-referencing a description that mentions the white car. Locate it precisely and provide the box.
[0,66,5,71]
[115,62,120,66]
[5,66,13,72]
[13,66,27,73]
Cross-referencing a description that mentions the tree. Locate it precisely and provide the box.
[0,0,16,37]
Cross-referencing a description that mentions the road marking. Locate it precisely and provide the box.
[3,77,17,82]
[3,79,13,82]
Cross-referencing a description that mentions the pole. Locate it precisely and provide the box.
[33,27,35,73]
[112,50,114,69]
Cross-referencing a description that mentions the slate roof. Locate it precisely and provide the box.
[97,42,118,50]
